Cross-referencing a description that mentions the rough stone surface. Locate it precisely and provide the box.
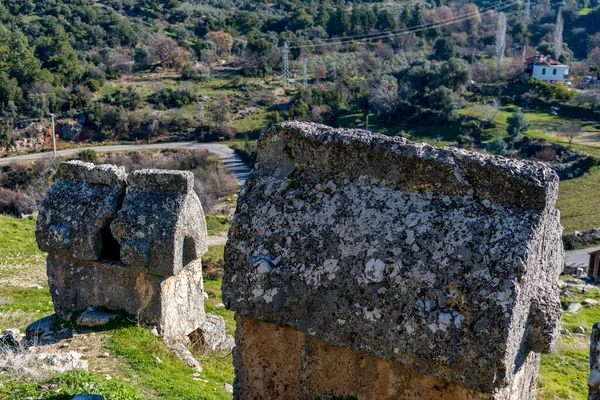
[47,255,205,339]
[223,122,563,396]
[110,170,208,277]
[76,308,117,327]
[61,122,82,140]
[233,316,540,400]
[568,303,583,313]
[0,350,87,377]
[36,164,219,343]
[189,313,235,352]
[36,161,127,260]
[72,394,105,400]
[26,314,57,340]
[590,323,600,399]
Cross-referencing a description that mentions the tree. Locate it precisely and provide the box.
[438,58,470,93]
[429,86,463,121]
[554,10,564,61]
[488,138,508,155]
[496,12,507,79]
[210,95,230,128]
[206,31,234,57]
[134,46,154,71]
[149,33,189,70]
[432,38,455,61]
[506,108,529,139]
[559,124,581,148]
[369,75,398,118]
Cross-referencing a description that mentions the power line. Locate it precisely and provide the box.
[282,41,290,86]
[216,0,519,76]
[302,52,308,89]
[287,0,519,50]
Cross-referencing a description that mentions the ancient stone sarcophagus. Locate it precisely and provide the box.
[223,122,563,399]
[36,161,212,342]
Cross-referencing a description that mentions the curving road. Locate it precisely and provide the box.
[0,142,251,185]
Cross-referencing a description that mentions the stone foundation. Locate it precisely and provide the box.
[233,316,540,400]
[47,254,206,339]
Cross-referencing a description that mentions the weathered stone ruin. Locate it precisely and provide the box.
[223,122,564,399]
[589,323,600,399]
[36,161,228,346]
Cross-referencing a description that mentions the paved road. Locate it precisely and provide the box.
[0,142,251,184]
[565,245,600,266]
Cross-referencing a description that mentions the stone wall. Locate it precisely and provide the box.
[36,161,224,344]
[223,122,564,399]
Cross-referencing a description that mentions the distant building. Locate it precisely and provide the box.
[589,249,600,281]
[524,52,570,84]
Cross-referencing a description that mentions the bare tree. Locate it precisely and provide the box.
[149,33,189,70]
[559,123,581,148]
[369,75,399,119]
[496,12,507,79]
[554,10,564,61]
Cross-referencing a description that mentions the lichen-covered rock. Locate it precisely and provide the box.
[46,254,206,339]
[223,122,563,395]
[110,170,208,277]
[36,161,126,261]
[590,323,600,399]
[189,313,235,352]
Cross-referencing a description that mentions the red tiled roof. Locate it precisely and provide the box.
[524,56,565,66]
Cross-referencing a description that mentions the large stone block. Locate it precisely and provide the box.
[47,254,206,339]
[36,161,126,260]
[110,170,208,277]
[223,122,563,397]
[233,316,540,400]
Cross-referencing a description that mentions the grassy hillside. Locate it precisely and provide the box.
[558,168,600,233]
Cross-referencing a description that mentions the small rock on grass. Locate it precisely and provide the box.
[77,308,117,328]
[584,298,599,306]
[567,303,582,313]
[152,354,163,364]
[575,326,586,334]
[149,326,159,337]
[25,314,57,340]
[72,394,105,400]
[223,383,234,393]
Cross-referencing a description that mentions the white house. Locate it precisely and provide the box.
[524,53,570,84]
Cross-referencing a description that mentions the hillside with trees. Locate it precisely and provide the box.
[2,0,600,229]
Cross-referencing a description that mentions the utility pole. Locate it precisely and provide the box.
[282,41,289,87]
[302,52,308,89]
[50,113,57,158]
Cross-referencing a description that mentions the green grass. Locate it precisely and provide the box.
[106,326,234,399]
[557,168,600,233]
[203,245,225,262]
[204,278,235,335]
[538,340,589,400]
[537,287,600,400]
[0,215,40,259]
[206,215,231,236]
[0,370,144,400]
